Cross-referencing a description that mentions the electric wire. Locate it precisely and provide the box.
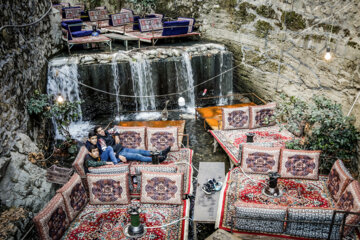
[144,217,191,229]
[0,0,53,32]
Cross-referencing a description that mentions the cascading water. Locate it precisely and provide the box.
[47,58,92,140]
[130,53,156,111]
[218,51,230,106]
[112,53,121,120]
[179,52,196,111]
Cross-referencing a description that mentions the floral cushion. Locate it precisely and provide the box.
[146,127,179,152]
[279,149,321,180]
[113,126,146,149]
[249,103,277,129]
[221,107,250,130]
[33,193,70,240]
[336,181,360,236]
[233,201,286,233]
[139,17,163,32]
[130,164,178,195]
[88,9,109,22]
[72,146,88,178]
[241,145,281,174]
[286,207,343,239]
[110,12,133,26]
[140,171,183,205]
[56,174,87,222]
[327,159,354,202]
[87,173,130,205]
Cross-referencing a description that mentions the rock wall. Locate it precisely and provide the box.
[0,0,62,215]
[151,0,360,127]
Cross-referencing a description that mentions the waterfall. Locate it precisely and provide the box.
[47,58,92,140]
[130,54,156,111]
[179,52,196,111]
[218,51,228,106]
[112,53,121,120]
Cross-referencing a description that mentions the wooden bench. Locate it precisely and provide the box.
[104,33,140,50]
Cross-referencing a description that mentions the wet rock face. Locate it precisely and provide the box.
[0,0,62,156]
[0,134,55,213]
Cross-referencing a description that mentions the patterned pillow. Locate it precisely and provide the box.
[336,181,360,236]
[33,193,70,240]
[327,159,354,201]
[113,126,146,149]
[233,201,286,233]
[87,173,130,205]
[279,149,321,180]
[139,18,162,32]
[88,9,109,21]
[241,145,281,174]
[140,171,183,205]
[249,103,277,129]
[286,207,343,239]
[131,164,178,194]
[110,12,133,26]
[221,107,250,130]
[88,163,130,174]
[56,173,87,222]
[72,146,88,178]
[146,127,179,152]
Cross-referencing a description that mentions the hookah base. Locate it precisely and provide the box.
[262,186,283,198]
[124,224,146,238]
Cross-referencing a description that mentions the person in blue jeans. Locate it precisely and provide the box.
[93,127,171,163]
[85,130,121,164]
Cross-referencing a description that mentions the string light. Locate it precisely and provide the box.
[324,47,332,61]
[56,95,65,104]
[178,97,185,107]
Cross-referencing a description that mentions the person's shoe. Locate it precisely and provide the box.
[160,146,171,156]
[159,155,167,163]
[202,183,214,195]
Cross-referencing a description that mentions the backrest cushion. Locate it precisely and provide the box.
[279,149,321,180]
[130,164,178,194]
[233,201,286,233]
[33,193,70,240]
[113,126,146,149]
[56,173,87,221]
[162,20,189,36]
[88,9,109,22]
[241,145,281,174]
[139,18,162,32]
[87,173,130,205]
[110,12,133,26]
[336,181,360,236]
[63,7,82,19]
[146,127,179,151]
[249,103,277,129]
[177,17,195,33]
[72,146,88,178]
[327,159,354,201]
[222,106,250,130]
[140,171,183,205]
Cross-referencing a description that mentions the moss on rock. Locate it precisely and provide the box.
[318,23,341,34]
[256,5,277,19]
[347,41,360,49]
[255,20,274,38]
[281,11,306,31]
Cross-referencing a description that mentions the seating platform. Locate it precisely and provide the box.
[125,31,201,46]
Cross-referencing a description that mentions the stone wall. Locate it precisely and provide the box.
[0,0,62,216]
[151,0,360,127]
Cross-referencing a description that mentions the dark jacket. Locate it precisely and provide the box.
[84,154,107,173]
[97,130,123,155]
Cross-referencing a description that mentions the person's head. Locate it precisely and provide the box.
[94,125,105,136]
[88,145,99,158]
[88,130,98,145]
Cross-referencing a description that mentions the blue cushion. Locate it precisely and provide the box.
[61,20,83,33]
[162,20,189,36]
[145,14,157,18]
[133,16,141,30]
[71,30,96,38]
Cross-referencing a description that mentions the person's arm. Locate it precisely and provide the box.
[98,138,107,152]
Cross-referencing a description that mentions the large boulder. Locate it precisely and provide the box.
[0,134,55,213]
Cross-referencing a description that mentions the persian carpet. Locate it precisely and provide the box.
[217,167,335,234]
[210,125,293,164]
[63,200,189,240]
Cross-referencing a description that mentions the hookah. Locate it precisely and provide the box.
[264,171,282,197]
[124,205,146,238]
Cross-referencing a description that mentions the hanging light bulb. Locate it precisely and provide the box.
[178,97,185,107]
[56,95,64,104]
[324,47,332,61]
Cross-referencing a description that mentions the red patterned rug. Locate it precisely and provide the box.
[217,167,336,233]
[63,200,189,240]
[210,125,293,164]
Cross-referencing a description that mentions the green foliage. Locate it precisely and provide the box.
[255,20,274,38]
[27,91,82,140]
[256,5,276,19]
[128,0,156,13]
[276,95,360,175]
[281,11,306,31]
